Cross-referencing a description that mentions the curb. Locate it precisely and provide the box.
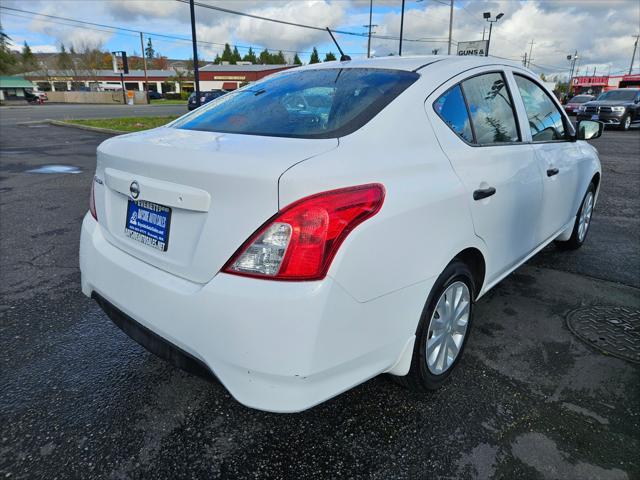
[48,120,125,135]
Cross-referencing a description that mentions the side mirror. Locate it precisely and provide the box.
[576,120,604,140]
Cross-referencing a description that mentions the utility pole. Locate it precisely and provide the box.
[522,52,527,67]
[139,32,149,103]
[399,0,406,56]
[447,0,454,55]
[189,0,201,107]
[482,26,486,40]
[630,35,639,74]
[366,0,373,58]
[567,50,578,96]
[527,39,535,68]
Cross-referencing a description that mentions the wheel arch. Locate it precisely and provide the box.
[453,247,486,299]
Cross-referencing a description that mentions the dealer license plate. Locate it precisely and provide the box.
[124,199,171,251]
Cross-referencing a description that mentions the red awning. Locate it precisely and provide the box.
[222,82,237,90]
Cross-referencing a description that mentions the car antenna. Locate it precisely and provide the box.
[326,27,351,61]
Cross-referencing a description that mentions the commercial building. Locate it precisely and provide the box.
[21,64,297,95]
[571,73,640,95]
[199,64,295,91]
[0,76,36,101]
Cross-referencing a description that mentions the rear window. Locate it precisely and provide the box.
[172,68,419,139]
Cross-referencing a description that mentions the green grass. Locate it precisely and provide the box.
[149,98,187,105]
[65,116,180,132]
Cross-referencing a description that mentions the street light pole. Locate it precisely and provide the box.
[399,0,406,56]
[189,0,201,107]
[483,12,503,57]
[447,0,454,55]
[367,0,373,58]
[139,32,149,103]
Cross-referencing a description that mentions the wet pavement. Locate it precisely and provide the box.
[1,118,639,479]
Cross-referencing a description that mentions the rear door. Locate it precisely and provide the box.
[427,69,543,283]
[510,71,583,243]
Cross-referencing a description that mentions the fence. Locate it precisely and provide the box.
[45,91,149,105]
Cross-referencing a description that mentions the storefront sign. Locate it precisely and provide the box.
[457,40,488,57]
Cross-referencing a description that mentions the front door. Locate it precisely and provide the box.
[512,73,583,243]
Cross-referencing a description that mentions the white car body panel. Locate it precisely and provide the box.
[80,55,601,412]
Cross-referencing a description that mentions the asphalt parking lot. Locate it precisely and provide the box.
[1,109,639,479]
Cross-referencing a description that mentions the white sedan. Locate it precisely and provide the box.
[80,55,602,412]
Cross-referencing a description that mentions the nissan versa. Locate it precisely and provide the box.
[80,56,603,413]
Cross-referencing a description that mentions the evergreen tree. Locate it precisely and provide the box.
[0,21,17,74]
[323,52,337,62]
[145,38,155,59]
[220,43,234,63]
[293,53,302,65]
[232,46,241,64]
[274,50,286,64]
[21,41,37,71]
[56,43,73,70]
[242,47,257,64]
[213,53,221,65]
[259,48,271,64]
[309,47,320,64]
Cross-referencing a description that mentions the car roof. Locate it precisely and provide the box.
[299,54,525,73]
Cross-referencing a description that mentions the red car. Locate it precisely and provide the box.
[564,94,594,115]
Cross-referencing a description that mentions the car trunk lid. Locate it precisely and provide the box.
[94,127,338,283]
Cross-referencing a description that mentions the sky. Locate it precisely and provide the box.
[1,0,639,79]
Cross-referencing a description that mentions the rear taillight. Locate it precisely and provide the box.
[223,184,385,281]
[89,179,97,221]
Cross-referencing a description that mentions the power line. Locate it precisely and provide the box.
[0,5,364,56]
[174,0,447,44]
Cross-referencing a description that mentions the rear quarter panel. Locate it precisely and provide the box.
[278,79,487,304]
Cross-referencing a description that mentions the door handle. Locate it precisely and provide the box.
[547,167,559,177]
[473,187,496,201]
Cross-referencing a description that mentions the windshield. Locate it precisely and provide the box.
[569,95,592,103]
[596,90,637,101]
[172,68,419,139]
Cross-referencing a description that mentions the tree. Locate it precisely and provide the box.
[213,53,221,65]
[0,22,17,74]
[145,38,155,59]
[293,53,302,65]
[323,52,337,62]
[220,43,234,63]
[232,46,241,64]
[173,67,186,92]
[273,50,286,64]
[309,47,320,64]
[258,48,271,64]
[154,55,169,70]
[56,43,73,70]
[21,41,37,72]
[540,73,547,81]
[242,47,256,64]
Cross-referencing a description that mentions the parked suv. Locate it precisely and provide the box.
[187,90,227,110]
[576,88,640,130]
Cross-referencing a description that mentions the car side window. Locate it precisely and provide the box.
[433,85,473,143]
[461,72,520,145]
[514,74,566,142]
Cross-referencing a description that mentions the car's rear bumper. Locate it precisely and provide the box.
[80,214,426,412]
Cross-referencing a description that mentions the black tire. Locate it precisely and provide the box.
[619,114,631,131]
[392,260,475,392]
[556,182,596,250]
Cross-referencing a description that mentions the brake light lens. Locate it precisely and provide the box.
[89,179,97,221]
[223,184,385,281]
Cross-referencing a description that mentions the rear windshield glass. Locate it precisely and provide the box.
[172,68,419,139]
[596,90,637,101]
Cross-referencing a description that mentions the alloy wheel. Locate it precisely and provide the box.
[578,191,594,242]
[426,281,470,375]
